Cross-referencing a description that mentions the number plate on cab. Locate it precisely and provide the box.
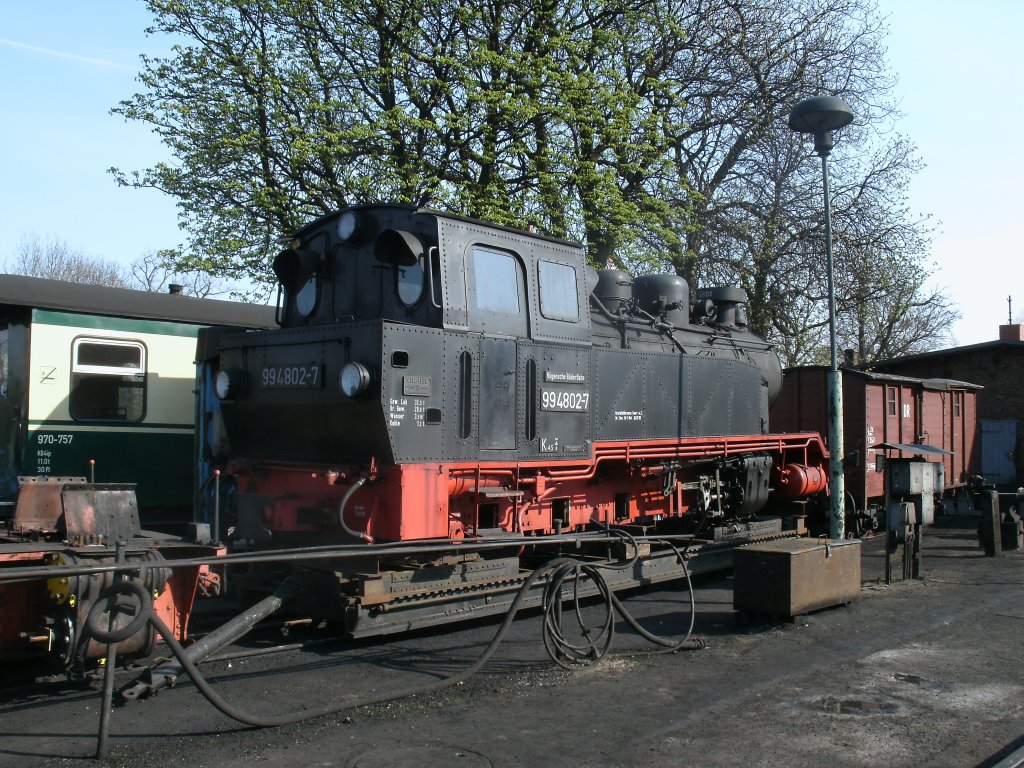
[540,389,590,412]
[261,363,322,389]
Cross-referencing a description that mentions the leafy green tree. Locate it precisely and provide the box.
[114,0,688,287]
[114,0,955,360]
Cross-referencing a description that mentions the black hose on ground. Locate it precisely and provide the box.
[121,580,299,701]
[145,557,581,727]
[615,539,699,653]
[141,541,703,727]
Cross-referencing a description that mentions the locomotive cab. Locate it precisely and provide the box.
[215,205,594,466]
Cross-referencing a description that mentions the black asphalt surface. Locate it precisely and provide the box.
[1,514,1022,768]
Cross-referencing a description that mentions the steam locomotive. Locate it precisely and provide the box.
[200,204,829,635]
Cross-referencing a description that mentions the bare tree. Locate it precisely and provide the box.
[4,236,236,300]
[129,250,226,297]
[6,234,131,287]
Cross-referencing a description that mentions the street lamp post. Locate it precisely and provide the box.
[788,95,854,540]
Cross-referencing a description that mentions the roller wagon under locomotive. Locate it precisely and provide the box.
[198,204,830,634]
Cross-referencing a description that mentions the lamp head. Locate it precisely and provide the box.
[788,95,854,157]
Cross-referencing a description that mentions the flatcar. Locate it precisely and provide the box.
[198,204,830,635]
[770,366,981,534]
[0,275,275,528]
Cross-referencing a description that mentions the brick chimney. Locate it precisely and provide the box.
[999,323,1024,341]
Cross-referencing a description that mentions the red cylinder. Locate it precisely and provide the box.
[775,463,828,498]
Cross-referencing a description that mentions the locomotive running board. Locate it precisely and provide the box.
[345,524,793,639]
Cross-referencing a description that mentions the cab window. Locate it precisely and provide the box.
[69,338,146,422]
[538,260,579,321]
[473,248,521,314]
[468,247,527,336]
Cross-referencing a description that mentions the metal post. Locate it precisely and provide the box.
[884,449,892,585]
[96,540,125,759]
[213,469,221,545]
[912,523,922,579]
[788,95,853,542]
[821,153,845,540]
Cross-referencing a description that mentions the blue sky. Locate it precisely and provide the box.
[0,3,180,268]
[1,1,1021,344]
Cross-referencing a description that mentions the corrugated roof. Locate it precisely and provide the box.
[781,365,983,391]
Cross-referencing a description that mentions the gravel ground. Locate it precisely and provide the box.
[1,515,1022,768]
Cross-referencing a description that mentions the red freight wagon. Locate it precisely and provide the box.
[770,367,981,534]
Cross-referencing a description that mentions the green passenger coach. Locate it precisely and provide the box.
[0,275,274,528]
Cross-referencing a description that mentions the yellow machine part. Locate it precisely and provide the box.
[44,552,76,607]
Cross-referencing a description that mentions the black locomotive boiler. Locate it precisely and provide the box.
[202,204,828,633]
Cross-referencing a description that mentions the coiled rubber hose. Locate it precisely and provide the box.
[541,533,701,669]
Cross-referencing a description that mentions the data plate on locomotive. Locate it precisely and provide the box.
[540,389,590,412]
[261,363,322,389]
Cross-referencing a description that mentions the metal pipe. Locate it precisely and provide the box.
[0,531,673,584]
[448,474,506,495]
[120,579,298,701]
[338,476,372,543]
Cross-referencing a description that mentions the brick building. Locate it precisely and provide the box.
[869,324,1024,489]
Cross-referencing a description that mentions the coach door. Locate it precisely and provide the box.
[0,320,20,506]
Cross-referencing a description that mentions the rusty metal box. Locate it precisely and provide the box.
[733,538,861,617]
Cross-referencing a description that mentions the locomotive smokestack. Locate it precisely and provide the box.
[168,284,184,295]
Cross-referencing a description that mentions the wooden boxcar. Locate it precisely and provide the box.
[770,367,981,533]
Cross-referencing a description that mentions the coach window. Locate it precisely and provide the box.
[538,260,579,321]
[468,247,527,336]
[69,338,146,422]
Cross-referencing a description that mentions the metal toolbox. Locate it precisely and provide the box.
[733,538,861,617]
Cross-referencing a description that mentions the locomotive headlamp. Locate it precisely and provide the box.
[339,361,372,398]
[215,367,246,400]
[336,210,361,242]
